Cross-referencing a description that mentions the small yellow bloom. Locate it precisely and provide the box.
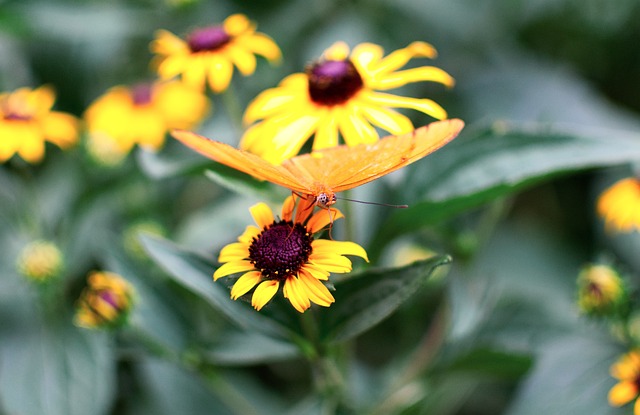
[16,240,64,282]
[576,264,626,316]
[0,86,79,163]
[598,177,640,233]
[609,350,640,414]
[241,41,454,164]
[84,80,209,161]
[74,271,135,329]
[214,195,368,313]
[151,14,281,93]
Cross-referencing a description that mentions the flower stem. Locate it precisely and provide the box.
[220,84,244,133]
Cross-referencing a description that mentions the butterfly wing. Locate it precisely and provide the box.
[171,130,314,194]
[289,118,465,192]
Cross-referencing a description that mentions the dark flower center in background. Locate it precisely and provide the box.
[131,83,154,106]
[248,220,313,281]
[307,59,364,105]
[98,290,119,309]
[187,26,231,53]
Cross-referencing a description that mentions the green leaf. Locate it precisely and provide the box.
[140,234,293,341]
[204,165,287,202]
[136,144,212,179]
[319,255,452,343]
[205,331,299,365]
[0,310,115,415]
[439,347,533,380]
[371,122,640,255]
[504,335,621,415]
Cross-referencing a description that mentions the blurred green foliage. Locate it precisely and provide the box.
[2,0,640,414]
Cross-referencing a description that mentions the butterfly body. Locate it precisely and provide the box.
[172,118,464,206]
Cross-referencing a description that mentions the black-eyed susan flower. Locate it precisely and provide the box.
[598,177,640,233]
[151,14,281,93]
[241,41,454,164]
[84,80,209,162]
[214,195,368,313]
[576,264,626,316]
[0,86,78,163]
[74,271,135,329]
[609,350,640,414]
[16,240,64,282]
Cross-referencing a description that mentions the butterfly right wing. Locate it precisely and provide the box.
[292,119,465,192]
[171,130,313,194]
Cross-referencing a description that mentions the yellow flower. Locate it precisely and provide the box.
[84,80,210,160]
[151,14,281,93]
[576,264,626,316]
[241,41,455,164]
[609,350,640,414]
[214,195,368,313]
[16,240,64,282]
[598,177,640,233]
[0,86,78,163]
[75,271,135,329]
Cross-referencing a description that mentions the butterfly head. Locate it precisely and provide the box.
[315,192,337,208]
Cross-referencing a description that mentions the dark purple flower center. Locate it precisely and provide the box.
[99,290,120,309]
[248,220,313,281]
[130,83,154,106]
[307,59,364,106]
[187,26,231,53]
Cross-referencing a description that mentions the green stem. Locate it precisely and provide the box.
[220,84,244,134]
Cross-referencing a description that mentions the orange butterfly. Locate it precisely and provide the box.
[171,119,464,207]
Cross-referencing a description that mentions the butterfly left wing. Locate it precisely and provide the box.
[171,130,314,194]
[288,118,465,192]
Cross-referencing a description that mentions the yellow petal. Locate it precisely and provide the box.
[350,43,384,70]
[359,104,413,135]
[307,208,343,234]
[323,41,350,61]
[182,55,207,90]
[238,225,261,243]
[237,33,282,62]
[151,30,188,55]
[281,195,296,222]
[367,92,448,120]
[312,112,339,150]
[299,270,334,306]
[224,14,252,37]
[309,254,353,273]
[206,55,234,93]
[370,41,437,76]
[225,43,257,75]
[230,271,262,299]
[283,276,311,313]
[252,280,279,310]
[609,381,639,406]
[301,263,331,280]
[249,202,274,229]
[374,67,455,90]
[42,112,79,148]
[218,242,250,262]
[337,109,379,146]
[243,83,301,123]
[214,260,254,280]
[312,239,369,261]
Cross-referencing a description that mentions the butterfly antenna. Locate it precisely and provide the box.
[339,197,408,209]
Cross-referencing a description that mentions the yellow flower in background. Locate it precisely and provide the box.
[16,240,64,282]
[151,14,281,93]
[241,41,454,164]
[598,177,640,233]
[0,86,78,163]
[609,350,640,414]
[576,264,626,316]
[74,271,135,329]
[214,195,368,313]
[84,80,209,161]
